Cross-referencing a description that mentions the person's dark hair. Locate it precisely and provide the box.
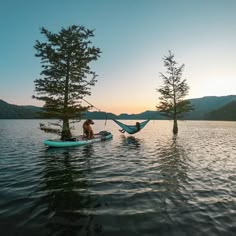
[136,122,140,131]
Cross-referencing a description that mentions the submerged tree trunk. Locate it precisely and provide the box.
[173,89,178,134]
[173,118,178,134]
[61,118,72,140]
[61,60,72,140]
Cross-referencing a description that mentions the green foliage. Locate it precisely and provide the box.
[33,25,101,139]
[39,123,61,135]
[157,51,193,133]
[157,51,193,119]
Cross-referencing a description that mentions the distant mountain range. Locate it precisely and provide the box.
[1,95,236,120]
[0,99,41,119]
[205,100,236,121]
[184,95,236,120]
[84,110,164,120]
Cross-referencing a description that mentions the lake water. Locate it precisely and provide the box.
[0,120,235,236]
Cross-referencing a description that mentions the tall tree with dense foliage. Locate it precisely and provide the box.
[157,51,193,134]
[33,25,101,140]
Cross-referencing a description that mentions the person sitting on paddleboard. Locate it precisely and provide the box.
[119,122,140,134]
[83,119,95,139]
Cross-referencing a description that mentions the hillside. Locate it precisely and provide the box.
[84,110,164,120]
[84,111,117,120]
[205,101,236,121]
[1,95,236,120]
[184,95,236,120]
[0,100,41,119]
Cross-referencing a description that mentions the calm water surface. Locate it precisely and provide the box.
[0,120,235,236]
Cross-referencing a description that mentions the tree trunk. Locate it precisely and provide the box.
[61,118,72,140]
[61,58,72,140]
[173,118,178,134]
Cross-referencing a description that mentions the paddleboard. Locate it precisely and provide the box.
[44,131,113,148]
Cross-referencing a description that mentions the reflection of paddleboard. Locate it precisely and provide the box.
[44,131,113,148]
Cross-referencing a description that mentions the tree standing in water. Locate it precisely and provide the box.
[33,25,101,140]
[157,51,193,134]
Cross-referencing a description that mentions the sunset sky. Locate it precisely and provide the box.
[1,0,236,114]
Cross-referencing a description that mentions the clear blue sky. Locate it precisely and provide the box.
[1,0,236,114]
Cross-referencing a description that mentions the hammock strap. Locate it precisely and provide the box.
[82,98,107,127]
[81,98,150,133]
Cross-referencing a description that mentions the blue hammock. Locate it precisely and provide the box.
[112,119,150,134]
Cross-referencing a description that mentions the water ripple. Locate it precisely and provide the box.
[0,120,236,235]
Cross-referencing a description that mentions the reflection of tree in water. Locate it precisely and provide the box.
[31,149,102,236]
[157,135,189,212]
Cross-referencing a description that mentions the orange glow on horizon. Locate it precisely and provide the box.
[11,98,155,116]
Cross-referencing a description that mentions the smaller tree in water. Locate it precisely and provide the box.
[157,51,193,134]
[33,25,101,140]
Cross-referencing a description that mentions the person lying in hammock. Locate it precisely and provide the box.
[119,122,141,134]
